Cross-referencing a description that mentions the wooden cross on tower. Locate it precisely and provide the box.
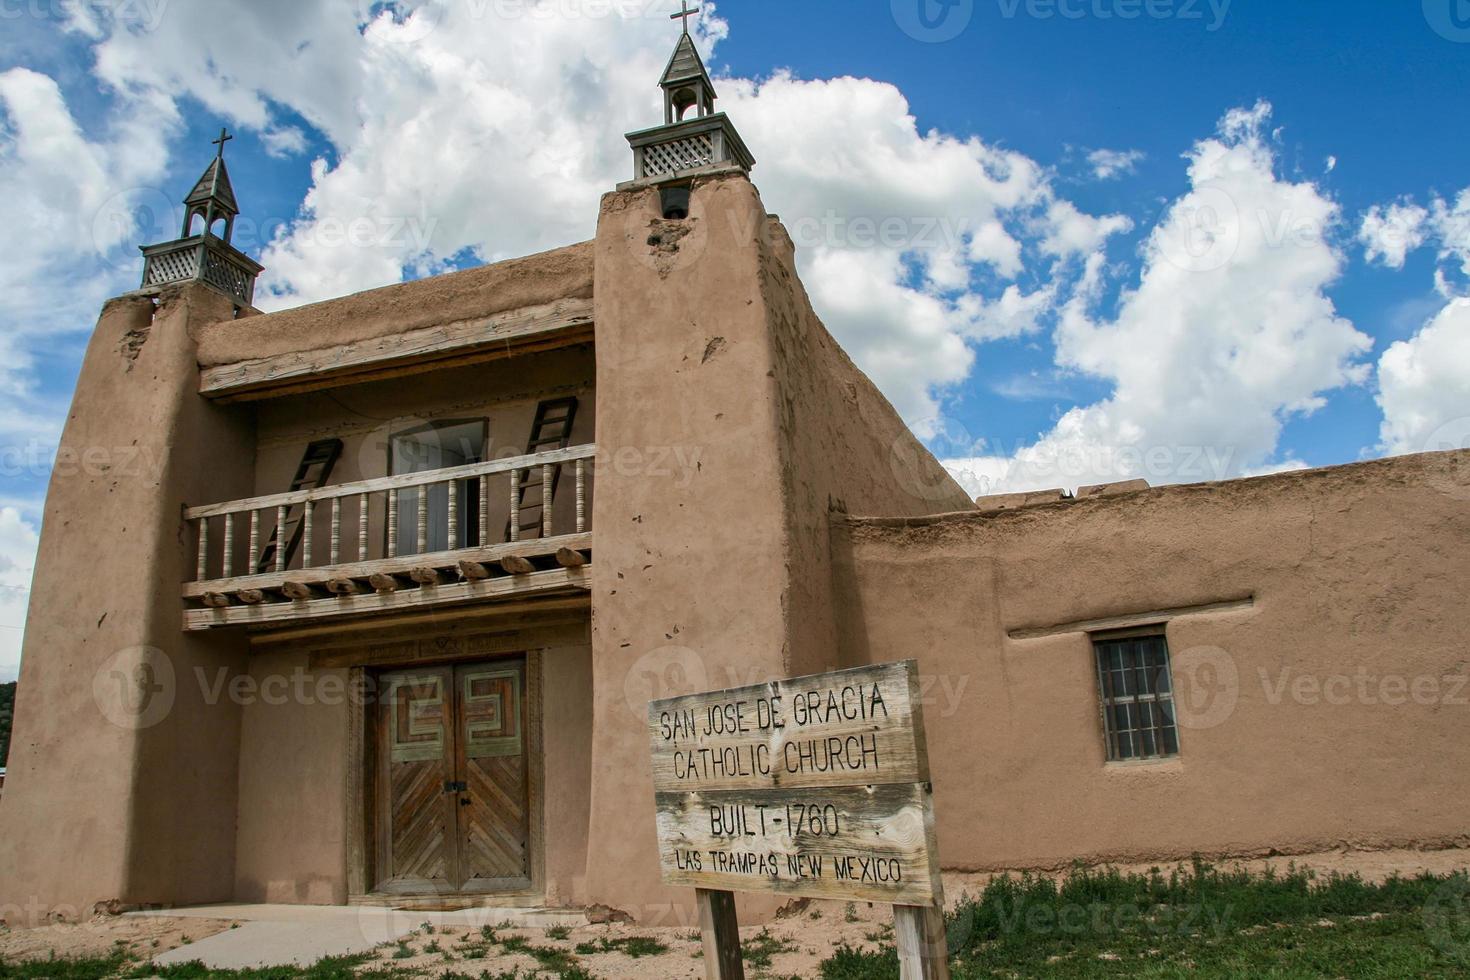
[212,128,233,159]
[670,0,699,33]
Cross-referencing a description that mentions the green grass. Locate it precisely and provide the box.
[572,935,668,958]
[0,953,128,980]
[819,862,1470,979]
[742,928,798,969]
[496,935,580,972]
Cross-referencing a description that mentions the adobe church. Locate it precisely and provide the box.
[1,16,1466,926]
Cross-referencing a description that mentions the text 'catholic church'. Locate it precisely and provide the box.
[0,12,1466,926]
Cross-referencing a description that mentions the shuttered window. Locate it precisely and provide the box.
[1094,633,1180,762]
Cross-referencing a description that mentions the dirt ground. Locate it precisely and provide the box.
[1,847,1466,977]
[0,914,238,963]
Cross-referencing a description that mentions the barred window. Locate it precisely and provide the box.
[1094,633,1180,762]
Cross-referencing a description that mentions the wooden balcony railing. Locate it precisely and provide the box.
[182,444,595,631]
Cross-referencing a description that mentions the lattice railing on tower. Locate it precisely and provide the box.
[202,248,255,303]
[141,237,260,305]
[642,133,715,178]
[142,244,201,288]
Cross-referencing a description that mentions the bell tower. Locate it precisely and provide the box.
[623,1,754,216]
[139,129,264,308]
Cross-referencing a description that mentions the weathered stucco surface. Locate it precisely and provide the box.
[584,174,972,923]
[0,285,255,924]
[833,450,1470,871]
[194,241,594,369]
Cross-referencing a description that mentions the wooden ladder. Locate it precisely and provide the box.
[505,397,579,541]
[255,438,344,574]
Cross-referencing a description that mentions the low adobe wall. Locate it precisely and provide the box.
[832,450,1470,871]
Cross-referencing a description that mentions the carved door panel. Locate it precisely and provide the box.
[374,658,531,895]
[454,660,532,892]
[375,668,457,894]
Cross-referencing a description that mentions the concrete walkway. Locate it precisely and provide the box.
[126,903,588,969]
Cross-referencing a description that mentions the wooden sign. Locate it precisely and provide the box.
[648,660,950,979]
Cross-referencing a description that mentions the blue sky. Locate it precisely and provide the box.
[0,0,1467,679]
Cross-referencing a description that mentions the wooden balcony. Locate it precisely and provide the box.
[183,445,594,631]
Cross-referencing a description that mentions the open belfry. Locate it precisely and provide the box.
[1,5,1468,932]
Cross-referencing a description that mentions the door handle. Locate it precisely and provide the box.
[444,780,467,793]
[460,797,471,806]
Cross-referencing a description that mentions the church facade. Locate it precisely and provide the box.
[0,24,1466,926]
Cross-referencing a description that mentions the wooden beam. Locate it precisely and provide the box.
[368,573,402,593]
[252,595,589,647]
[280,581,316,601]
[183,533,591,598]
[309,620,589,670]
[500,555,536,575]
[199,299,594,402]
[696,889,744,980]
[555,548,587,568]
[893,905,950,980]
[184,566,590,631]
[1006,596,1255,640]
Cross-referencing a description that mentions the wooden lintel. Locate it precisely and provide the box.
[183,533,591,598]
[250,595,589,647]
[500,555,537,576]
[1007,596,1256,641]
[184,566,591,631]
[198,299,594,402]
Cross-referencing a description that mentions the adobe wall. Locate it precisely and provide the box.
[832,451,1470,871]
[232,637,594,906]
[584,173,973,923]
[758,218,973,677]
[0,285,256,923]
[194,241,594,368]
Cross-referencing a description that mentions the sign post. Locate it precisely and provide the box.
[648,660,949,979]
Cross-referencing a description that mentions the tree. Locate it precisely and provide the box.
[0,681,14,768]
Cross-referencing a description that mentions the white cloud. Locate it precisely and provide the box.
[1430,189,1470,290]
[0,66,167,458]
[262,126,308,158]
[34,4,1129,424]
[1359,201,1429,270]
[947,102,1372,495]
[1377,298,1470,456]
[0,507,39,684]
[1087,148,1144,180]
[1359,188,1470,291]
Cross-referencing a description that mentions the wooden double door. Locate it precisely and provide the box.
[373,658,531,895]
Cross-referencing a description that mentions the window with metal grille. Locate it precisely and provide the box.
[1094,633,1180,761]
